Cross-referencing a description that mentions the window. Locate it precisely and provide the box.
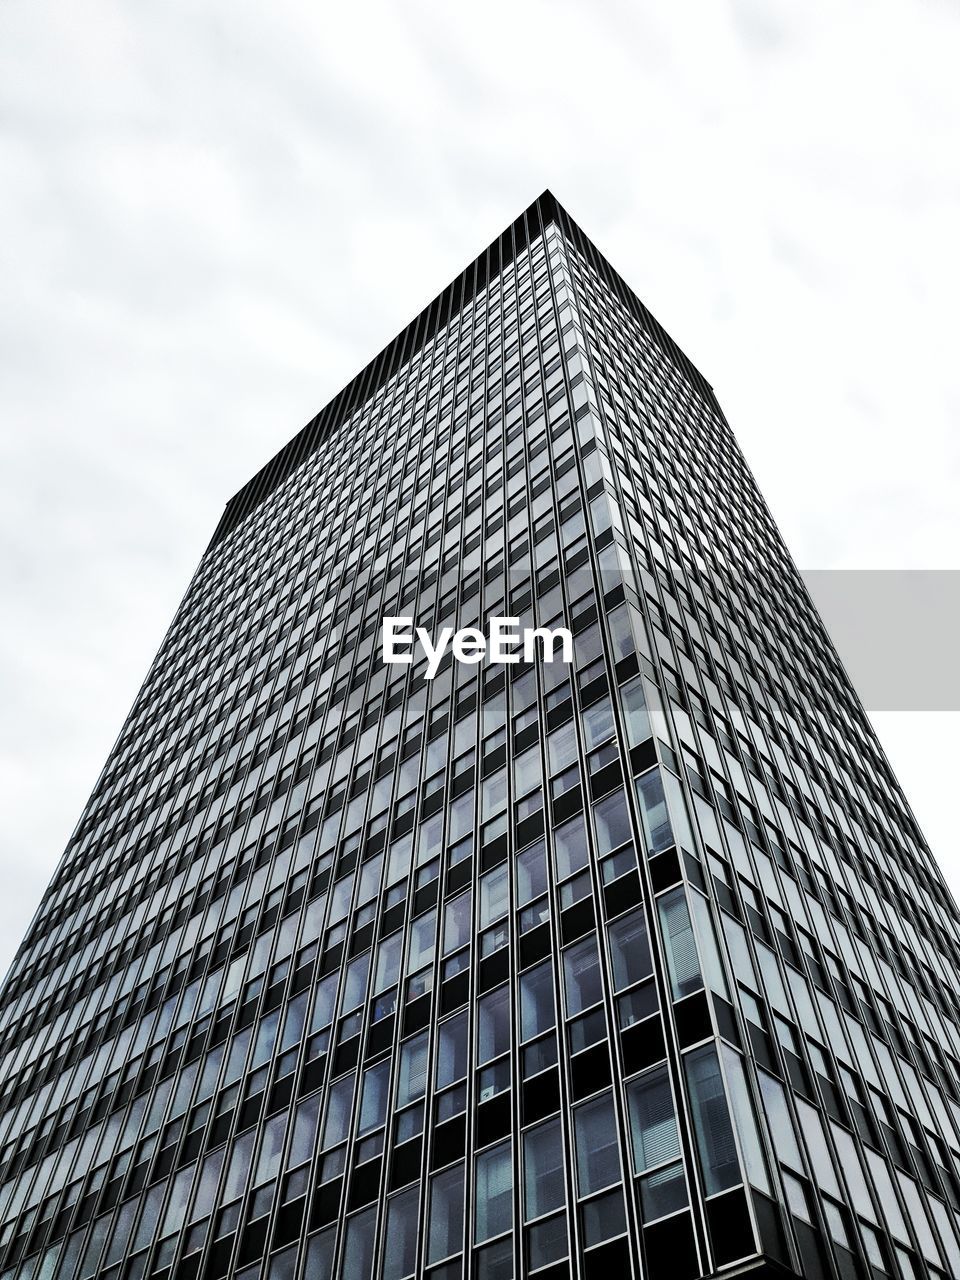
[514,745,542,797]
[627,1066,679,1171]
[358,1061,390,1136]
[383,1187,420,1280]
[574,1095,622,1195]
[437,1013,468,1088]
[479,865,509,928]
[428,1164,464,1263]
[620,677,650,746]
[720,1045,770,1193]
[547,723,578,777]
[342,1206,376,1280]
[757,1070,803,1171]
[607,911,652,991]
[397,1033,428,1108]
[626,1066,688,1219]
[582,698,615,749]
[607,604,639,662]
[407,910,437,974]
[443,892,472,955]
[688,891,728,999]
[475,1141,514,1242]
[321,1075,355,1150]
[524,1118,565,1219]
[562,937,602,1017]
[374,933,403,994]
[657,888,703,1001]
[636,770,672,853]
[478,987,511,1064]
[593,790,631,855]
[553,814,589,879]
[520,961,556,1041]
[684,1046,740,1195]
[343,952,370,1010]
[517,842,549,932]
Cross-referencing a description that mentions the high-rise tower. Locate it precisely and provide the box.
[1,193,959,1280]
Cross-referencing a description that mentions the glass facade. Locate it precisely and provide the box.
[1,191,959,1280]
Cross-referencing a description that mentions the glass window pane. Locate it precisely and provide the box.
[479,865,510,928]
[475,1141,513,1242]
[428,1164,465,1263]
[582,697,614,750]
[397,1033,428,1107]
[304,1227,336,1280]
[547,723,578,776]
[593,790,631,856]
[475,1237,513,1280]
[374,933,403,993]
[342,1206,376,1280]
[657,888,703,1001]
[757,1070,803,1171]
[720,1045,770,1193]
[254,1112,285,1186]
[383,1186,420,1280]
[662,771,695,852]
[264,1245,297,1280]
[684,1046,741,1195]
[527,1213,568,1270]
[520,961,556,1041]
[478,987,511,1064]
[607,911,652,991]
[581,1187,626,1246]
[563,937,602,1017]
[636,770,672,854]
[443,892,472,955]
[688,891,728,999]
[574,1095,621,1195]
[639,1162,688,1220]
[321,1075,355,1149]
[358,1060,390,1135]
[516,841,547,906]
[514,745,542,795]
[343,952,371,1010]
[620,677,650,746]
[407,910,437,974]
[554,815,589,879]
[627,1065,681,1172]
[289,1093,321,1168]
[523,1118,565,1220]
[312,972,337,1034]
[437,1012,469,1088]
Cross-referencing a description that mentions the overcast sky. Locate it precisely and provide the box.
[1,0,958,979]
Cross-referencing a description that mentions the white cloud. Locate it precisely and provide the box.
[1,0,958,974]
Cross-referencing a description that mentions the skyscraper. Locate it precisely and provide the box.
[1,190,959,1280]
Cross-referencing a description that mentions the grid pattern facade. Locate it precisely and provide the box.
[1,194,960,1280]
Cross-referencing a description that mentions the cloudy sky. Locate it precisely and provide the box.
[1,0,958,978]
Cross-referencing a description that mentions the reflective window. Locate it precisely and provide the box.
[626,1065,688,1219]
[657,888,703,1001]
[478,987,511,1064]
[428,1164,465,1264]
[607,910,652,991]
[562,936,603,1017]
[574,1094,622,1195]
[684,1046,740,1195]
[475,1141,513,1242]
[520,961,556,1041]
[382,1186,420,1280]
[523,1118,565,1219]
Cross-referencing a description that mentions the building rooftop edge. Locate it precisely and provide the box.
[207,189,717,552]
